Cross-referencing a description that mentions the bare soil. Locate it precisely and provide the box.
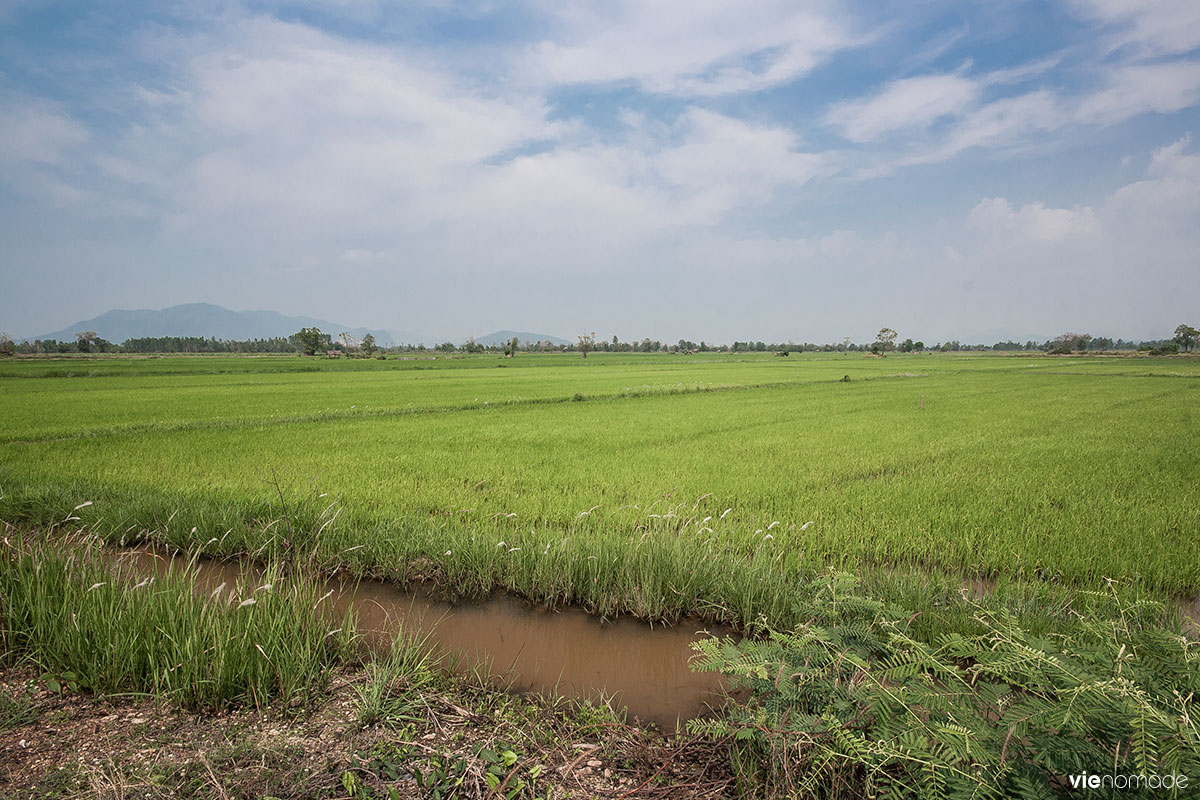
[0,667,734,799]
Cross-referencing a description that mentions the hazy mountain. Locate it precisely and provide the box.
[469,330,572,347]
[29,303,430,346]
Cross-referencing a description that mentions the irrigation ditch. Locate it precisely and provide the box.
[0,530,740,799]
[4,526,1199,798]
[106,545,734,732]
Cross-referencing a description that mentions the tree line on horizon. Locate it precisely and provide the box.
[0,324,1197,357]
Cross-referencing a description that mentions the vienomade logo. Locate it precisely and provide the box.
[1068,770,1188,792]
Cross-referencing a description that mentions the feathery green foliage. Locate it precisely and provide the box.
[690,573,1200,798]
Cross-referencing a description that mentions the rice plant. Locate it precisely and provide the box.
[1,351,1197,631]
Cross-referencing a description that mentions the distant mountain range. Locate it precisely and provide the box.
[25,303,570,349]
[469,330,572,347]
[29,303,423,346]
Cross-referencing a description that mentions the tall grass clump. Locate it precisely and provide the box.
[690,573,1200,799]
[354,628,439,729]
[0,533,357,710]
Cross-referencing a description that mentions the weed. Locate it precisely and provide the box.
[354,629,437,729]
[0,683,39,731]
[411,752,468,799]
[0,533,358,710]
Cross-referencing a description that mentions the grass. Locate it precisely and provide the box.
[0,532,358,710]
[0,684,40,731]
[354,630,439,730]
[1,351,1197,633]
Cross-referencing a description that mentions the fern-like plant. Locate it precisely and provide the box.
[690,572,1200,799]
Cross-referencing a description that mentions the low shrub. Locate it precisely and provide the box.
[691,572,1200,799]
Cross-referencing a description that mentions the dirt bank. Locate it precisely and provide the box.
[0,666,733,799]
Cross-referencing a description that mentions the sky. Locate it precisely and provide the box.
[1,1,1199,345]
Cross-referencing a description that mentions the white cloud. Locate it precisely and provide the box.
[823,65,1072,176]
[525,0,860,96]
[1147,135,1200,178]
[1108,136,1200,231]
[839,57,1200,174]
[966,197,1098,242]
[403,108,828,273]
[926,90,1061,160]
[181,17,557,166]
[138,17,569,240]
[822,22,1199,173]
[1071,0,1200,57]
[824,73,980,142]
[653,108,826,221]
[0,95,87,166]
[839,88,1064,178]
[1076,60,1200,125]
[61,12,833,294]
[947,138,1200,335]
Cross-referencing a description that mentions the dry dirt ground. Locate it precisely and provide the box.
[0,667,734,800]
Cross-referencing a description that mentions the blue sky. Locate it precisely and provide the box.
[2,0,1199,344]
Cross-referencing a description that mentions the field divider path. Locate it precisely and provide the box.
[0,373,932,446]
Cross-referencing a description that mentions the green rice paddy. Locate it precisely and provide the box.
[2,351,1197,627]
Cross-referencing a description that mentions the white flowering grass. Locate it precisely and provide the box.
[0,534,357,710]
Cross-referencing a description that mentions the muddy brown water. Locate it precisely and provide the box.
[108,549,732,731]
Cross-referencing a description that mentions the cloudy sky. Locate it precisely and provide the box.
[2,1,1198,344]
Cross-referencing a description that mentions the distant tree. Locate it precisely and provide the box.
[360,333,377,356]
[1048,332,1090,354]
[0,332,13,356]
[898,338,914,352]
[292,327,326,356]
[75,330,98,352]
[435,341,456,353]
[1174,324,1198,352]
[871,328,898,354]
[912,341,925,351]
[577,331,596,358]
[504,336,519,358]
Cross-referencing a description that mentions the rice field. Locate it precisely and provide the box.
[1,351,1198,627]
